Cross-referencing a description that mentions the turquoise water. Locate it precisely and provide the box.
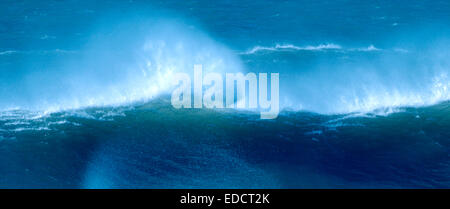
[0,0,450,188]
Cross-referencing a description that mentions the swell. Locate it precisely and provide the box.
[1,99,449,188]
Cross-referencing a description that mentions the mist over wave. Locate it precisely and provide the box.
[241,40,450,114]
[0,14,243,113]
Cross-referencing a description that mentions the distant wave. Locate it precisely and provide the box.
[0,50,17,55]
[240,43,342,54]
[239,43,394,55]
[0,49,76,56]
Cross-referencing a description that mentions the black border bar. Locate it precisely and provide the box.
[0,189,448,208]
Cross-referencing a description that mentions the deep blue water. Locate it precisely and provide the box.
[0,0,449,188]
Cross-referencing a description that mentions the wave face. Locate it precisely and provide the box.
[1,0,450,188]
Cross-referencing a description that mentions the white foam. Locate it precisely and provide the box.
[12,127,50,132]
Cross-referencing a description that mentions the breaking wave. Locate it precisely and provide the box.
[0,18,243,112]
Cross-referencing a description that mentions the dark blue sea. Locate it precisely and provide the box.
[0,0,450,188]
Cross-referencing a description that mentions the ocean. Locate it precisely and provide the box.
[0,0,449,188]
